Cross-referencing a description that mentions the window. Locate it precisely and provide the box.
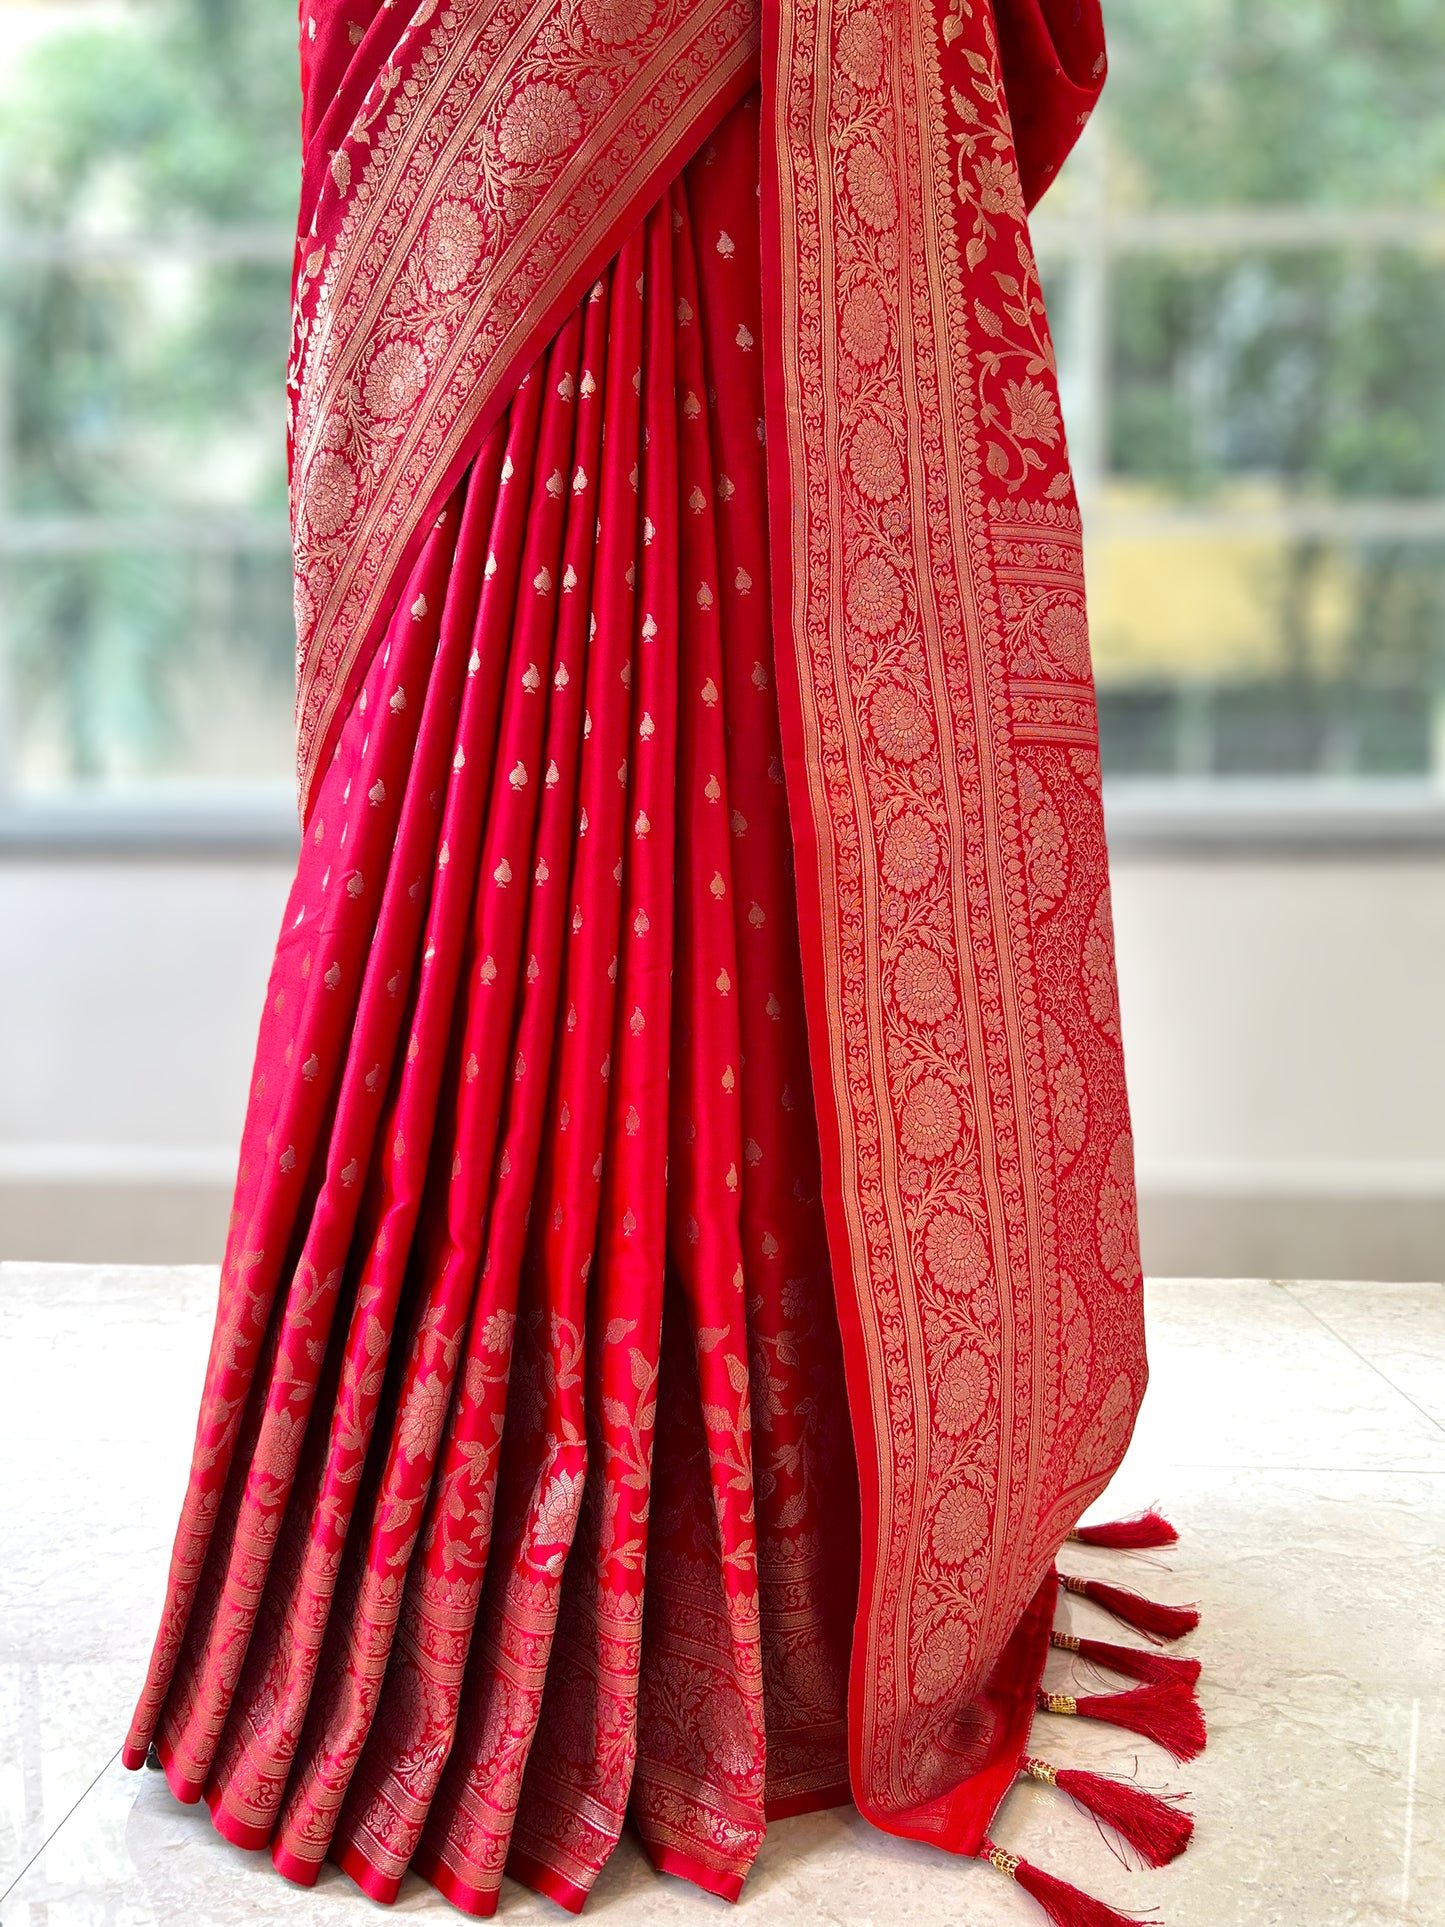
[2,0,1442,838]
[1044,0,1445,783]
[0,0,297,833]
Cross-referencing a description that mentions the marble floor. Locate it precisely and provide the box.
[0,1266,1440,1927]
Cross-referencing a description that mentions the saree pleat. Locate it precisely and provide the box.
[133,134,855,1902]
[684,100,860,1815]
[267,321,583,1878]
[204,436,511,1842]
[414,238,646,1916]
[500,193,682,1910]
[628,176,765,1897]
[324,269,615,1907]
[139,475,484,1798]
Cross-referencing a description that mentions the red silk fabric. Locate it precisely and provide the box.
[127,108,859,1910]
[127,0,1146,1908]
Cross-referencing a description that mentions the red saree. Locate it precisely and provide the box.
[126,1,1201,1919]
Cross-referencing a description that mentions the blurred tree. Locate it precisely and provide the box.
[1092,0,1445,771]
[1103,0,1445,209]
[0,0,299,781]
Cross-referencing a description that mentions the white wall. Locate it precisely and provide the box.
[0,859,289,1261]
[1112,855,1445,1279]
[2,845,1442,1277]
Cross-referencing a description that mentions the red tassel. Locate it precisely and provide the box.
[1021,1756,1193,1867]
[1054,1630,1202,1689]
[1070,1509,1178,1550]
[1058,1767,1194,1867]
[980,1839,1160,1927]
[1061,1573,1200,1641]
[1038,1683,1207,1763]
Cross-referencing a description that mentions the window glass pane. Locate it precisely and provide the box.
[1101,0,1445,211]
[4,1,1445,800]
[5,257,290,519]
[9,545,294,787]
[1109,252,1445,501]
[1046,0,1445,782]
[0,0,297,798]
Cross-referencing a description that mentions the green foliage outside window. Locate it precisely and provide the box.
[1,0,1443,786]
[0,0,297,785]
[1089,0,1445,774]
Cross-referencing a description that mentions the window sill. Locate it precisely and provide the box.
[1102,779,1445,856]
[0,787,299,858]
[2,778,1444,859]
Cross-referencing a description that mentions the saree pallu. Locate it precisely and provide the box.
[126,1,1196,1918]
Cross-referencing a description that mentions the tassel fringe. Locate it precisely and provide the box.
[984,1529,1200,1919]
[980,1839,1160,1927]
[1038,1683,1207,1763]
[1053,1630,1202,1690]
[1061,1573,1200,1642]
[1069,1510,1179,1551]
[1021,1756,1193,1868]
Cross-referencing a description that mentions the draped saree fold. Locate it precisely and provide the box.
[125,1,1194,1919]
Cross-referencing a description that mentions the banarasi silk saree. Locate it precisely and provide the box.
[125,1,1206,1921]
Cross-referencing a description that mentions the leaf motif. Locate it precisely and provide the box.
[965,236,987,270]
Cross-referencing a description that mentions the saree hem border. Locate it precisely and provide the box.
[268,1836,326,1889]
[644,1842,748,1902]
[328,1835,405,1904]
[503,1844,590,1915]
[202,1780,275,1857]
[142,1728,205,1807]
[409,1844,502,1918]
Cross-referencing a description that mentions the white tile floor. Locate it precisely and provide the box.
[0,1266,1440,1926]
